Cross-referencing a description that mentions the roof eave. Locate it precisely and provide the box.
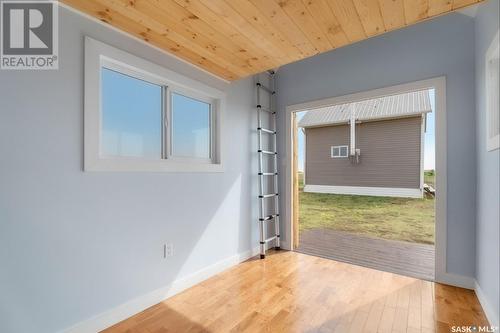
[298,110,432,128]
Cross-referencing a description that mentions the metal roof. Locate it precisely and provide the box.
[298,90,432,128]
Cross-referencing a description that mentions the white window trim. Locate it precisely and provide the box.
[331,145,349,158]
[84,37,225,172]
[486,30,499,152]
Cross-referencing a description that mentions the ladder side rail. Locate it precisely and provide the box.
[257,74,266,259]
[271,75,281,249]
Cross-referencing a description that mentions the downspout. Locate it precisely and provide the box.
[350,104,356,157]
[349,104,361,164]
[301,127,306,187]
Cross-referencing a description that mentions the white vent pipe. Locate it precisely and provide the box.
[350,104,356,156]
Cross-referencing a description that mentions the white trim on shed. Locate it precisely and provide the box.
[298,90,432,128]
[303,185,423,198]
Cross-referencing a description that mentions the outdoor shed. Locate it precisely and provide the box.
[298,90,432,198]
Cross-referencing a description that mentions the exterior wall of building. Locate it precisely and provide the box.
[304,116,422,189]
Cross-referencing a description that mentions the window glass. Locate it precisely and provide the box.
[332,146,348,158]
[101,68,162,158]
[171,93,211,159]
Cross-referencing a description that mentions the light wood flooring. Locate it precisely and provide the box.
[296,229,435,281]
[103,250,488,333]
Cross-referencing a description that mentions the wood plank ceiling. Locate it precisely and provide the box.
[61,0,482,81]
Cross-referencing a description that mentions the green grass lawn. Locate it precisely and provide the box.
[424,170,435,188]
[299,172,435,244]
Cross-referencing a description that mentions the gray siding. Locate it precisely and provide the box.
[305,116,422,188]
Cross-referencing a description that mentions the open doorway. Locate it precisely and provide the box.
[287,79,446,281]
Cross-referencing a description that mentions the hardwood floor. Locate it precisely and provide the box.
[103,251,489,333]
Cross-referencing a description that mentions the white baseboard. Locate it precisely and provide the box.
[474,280,500,327]
[303,184,423,198]
[62,247,260,333]
[436,272,475,289]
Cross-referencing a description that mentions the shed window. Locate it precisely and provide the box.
[331,145,349,158]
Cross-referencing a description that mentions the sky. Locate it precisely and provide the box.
[296,88,436,171]
[101,68,162,158]
[171,93,210,159]
[425,89,436,170]
[101,68,210,159]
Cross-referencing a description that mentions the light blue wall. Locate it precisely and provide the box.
[474,0,500,324]
[276,13,477,278]
[0,7,258,333]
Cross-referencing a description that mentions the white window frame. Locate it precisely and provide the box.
[84,37,224,172]
[331,145,349,158]
[485,30,499,152]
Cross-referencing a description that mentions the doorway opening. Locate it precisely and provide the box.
[287,79,446,281]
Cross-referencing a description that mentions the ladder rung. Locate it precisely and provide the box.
[265,236,277,243]
[257,127,276,134]
[256,105,276,114]
[258,172,278,176]
[258,150,277,155]
[259,193,279,198]
[259,214,279,221]
[256,83,275,94]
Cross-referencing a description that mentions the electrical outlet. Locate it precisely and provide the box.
[163,243,174,258]
[166,243,174,257]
